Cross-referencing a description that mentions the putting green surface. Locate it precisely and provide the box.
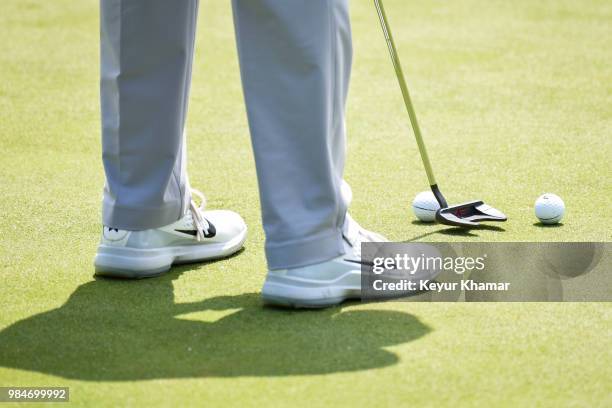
[0,0,610,406]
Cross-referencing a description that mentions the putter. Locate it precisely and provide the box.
[374,0,507,228]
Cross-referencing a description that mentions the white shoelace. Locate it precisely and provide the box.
[189,189,212,241]
[342,214,389,258]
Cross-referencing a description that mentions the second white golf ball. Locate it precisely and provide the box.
[412,191,441,222]
[535,193,565,224]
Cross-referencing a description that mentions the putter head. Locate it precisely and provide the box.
[436,200,507,228]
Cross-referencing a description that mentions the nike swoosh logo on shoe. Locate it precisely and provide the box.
[174,221,217,238]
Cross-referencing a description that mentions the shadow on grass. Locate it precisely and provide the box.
[404,224,506,242]
[0,262,431,381]
[533,222,564,228]
[410,220,435,226]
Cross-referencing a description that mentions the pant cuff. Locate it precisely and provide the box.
[102,199,183,231]
[266,228,346,270]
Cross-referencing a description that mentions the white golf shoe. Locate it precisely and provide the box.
[261,214,388,308]
[94,190,247,278]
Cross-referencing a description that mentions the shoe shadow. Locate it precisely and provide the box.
[0,266,431,381]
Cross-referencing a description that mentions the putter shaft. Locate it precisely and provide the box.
[374,0,447,207]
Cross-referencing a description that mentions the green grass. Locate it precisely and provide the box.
[0,0,610,406]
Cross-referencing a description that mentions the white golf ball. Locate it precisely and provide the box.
[412,191,441,222]
[534,193,565,224]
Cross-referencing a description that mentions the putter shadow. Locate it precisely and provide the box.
[437,227,479,237]
[440,224,506,234]
[403,231,446,242]
[0,263,431,381]
[403,224,505,242]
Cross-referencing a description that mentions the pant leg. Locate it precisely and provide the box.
[232,0,353,269]
[100,0,198,230]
